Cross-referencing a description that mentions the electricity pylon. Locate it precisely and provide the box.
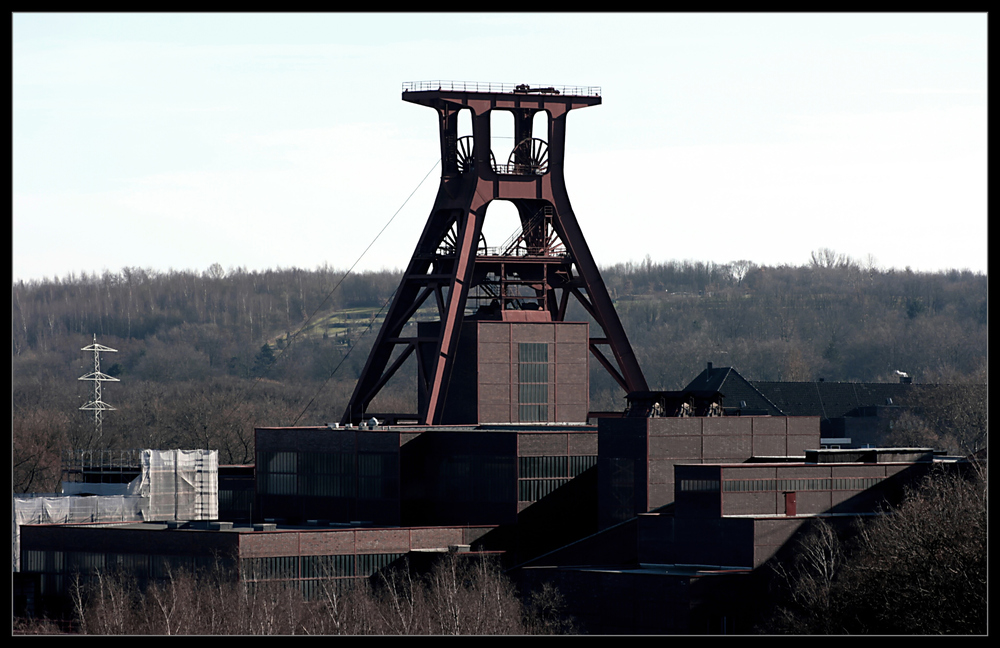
[79,334,119,443]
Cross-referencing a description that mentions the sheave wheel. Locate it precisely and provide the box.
[456,136,496,174]
[507,138,549,175]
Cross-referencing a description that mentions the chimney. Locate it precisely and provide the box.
[707,362,713,371]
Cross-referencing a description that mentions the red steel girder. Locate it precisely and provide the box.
[342,83,647,425]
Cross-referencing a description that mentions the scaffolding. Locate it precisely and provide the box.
[12,494,145,571]
[61,449,144,488]
[14,449,219,571]
[142,449,219,522]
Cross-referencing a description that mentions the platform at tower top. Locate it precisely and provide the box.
[402,81,601,98]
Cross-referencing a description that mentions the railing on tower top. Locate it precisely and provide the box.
[402,81,601,98]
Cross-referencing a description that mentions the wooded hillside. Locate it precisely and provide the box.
[12,251,987,492]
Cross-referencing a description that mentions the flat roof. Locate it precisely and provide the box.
[37,521,499,534]
[522,564,752,577]
[258,423,597,433]
[401,80,601,98]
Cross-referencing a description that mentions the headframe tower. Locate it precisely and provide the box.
[343,81,647,425]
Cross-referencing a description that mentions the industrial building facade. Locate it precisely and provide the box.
[13,83,975,633]
[253,424,597,528]
[519,447,939,633]
[18,414,946,632]
[18,520,495,613]
[597,414,819,528]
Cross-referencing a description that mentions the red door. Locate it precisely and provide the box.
[785,491,797,516]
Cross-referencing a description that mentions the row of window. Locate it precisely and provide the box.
[678,477,887,493]
[680,479,720,492]
[722,477,886,492]
[430,454,516,503]
[518,342,549,364]
[22,550,230,599]
[258,451,399,499]
[519,383,549,404]
[256,451,597,504]
[301,554,356,579]
[425,454,596,503]
[244,572,367,600]
[23,549,403,586]
[519,478,569,502]
[242,555,298,580]
[518,455,596,479]
[219,489,254,513]
[241,553,404,582]
[518,363,549,384]
[516,456,596,502]
[22,550,225,578]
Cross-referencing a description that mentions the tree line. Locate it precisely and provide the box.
[12,250,988,492]
[15,553,574,635]
[597,251,986,398]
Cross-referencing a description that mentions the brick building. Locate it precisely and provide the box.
[18,519,494,615]
[519,447,939,634]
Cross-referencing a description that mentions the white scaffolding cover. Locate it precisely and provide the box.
[141,449,219,522]
[13,449,218,571]
[12,494,145,571]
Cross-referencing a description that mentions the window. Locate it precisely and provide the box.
[357,553,405,577]
[258,451,297,495]
[358,453,399,500]
[680,479,720,492]
[519,455,566,478]
[518,342,550,422]
[258,451,399,499]
[721,477,885,492]
[242,556,298,581]
[301,554,354,579]
[300,452,355,497]
[518,455,596,502]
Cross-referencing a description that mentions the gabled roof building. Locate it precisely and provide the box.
[681,362,981,449]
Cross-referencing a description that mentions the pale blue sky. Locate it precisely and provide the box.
[13,13,987,282]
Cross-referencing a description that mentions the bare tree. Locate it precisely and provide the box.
[728,259,756,286]
[883,410,941,449]
[759,467,987,634]
[836,468,987,634]
[766,518,844,633]
[524,581,577,634]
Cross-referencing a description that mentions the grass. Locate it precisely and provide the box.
[266,304,442,348]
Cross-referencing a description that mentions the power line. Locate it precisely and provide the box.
[220,157,440,430]
[290,285,398,426]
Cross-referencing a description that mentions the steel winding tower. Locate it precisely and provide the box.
[343,81,647,425]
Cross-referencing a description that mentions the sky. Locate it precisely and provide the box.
[12,13,988,283]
